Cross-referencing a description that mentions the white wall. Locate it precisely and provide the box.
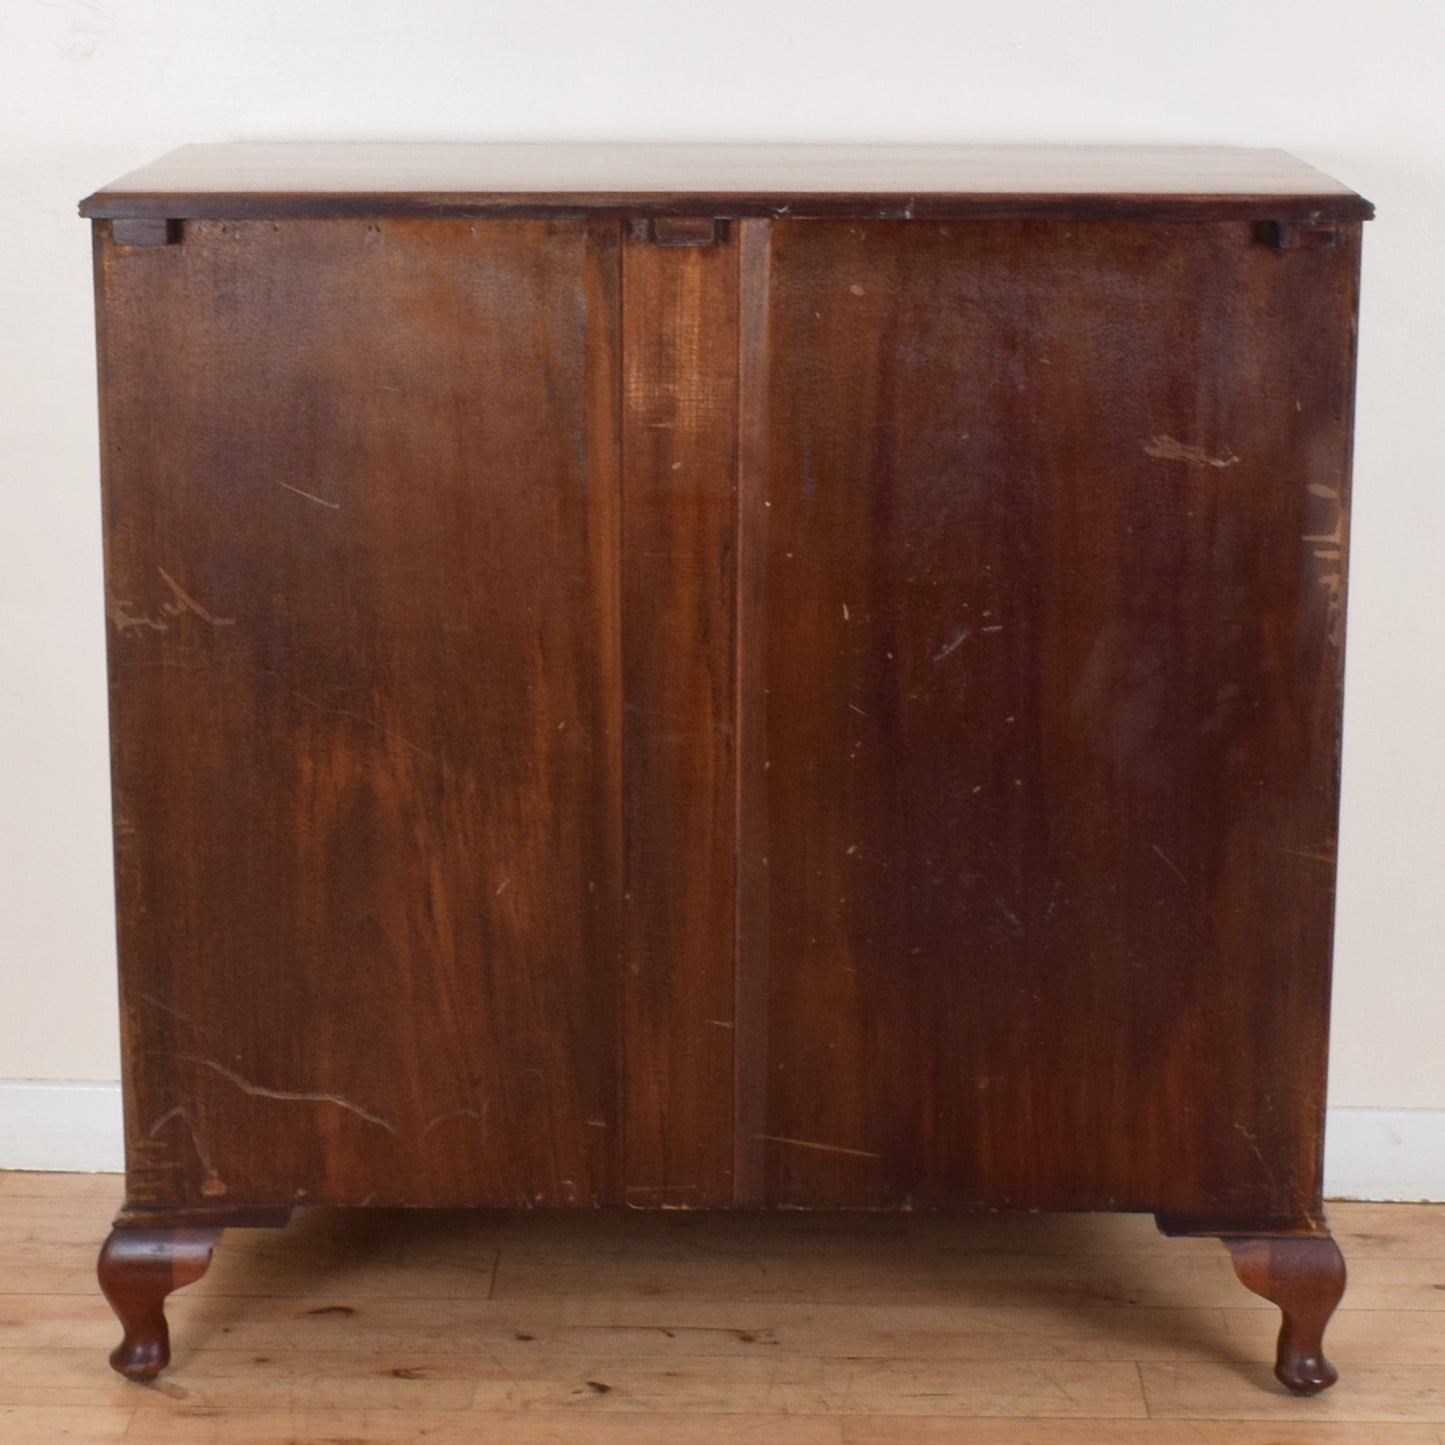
[2,1,1442,1185]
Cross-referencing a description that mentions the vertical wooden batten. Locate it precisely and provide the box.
[618,219,740,1207]
[580,217,628,1204]
[733,218,773,1206]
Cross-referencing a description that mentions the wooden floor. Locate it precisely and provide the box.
[2,1173,1443,1442]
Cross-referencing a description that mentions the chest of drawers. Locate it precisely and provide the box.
[81,143,1370,1392]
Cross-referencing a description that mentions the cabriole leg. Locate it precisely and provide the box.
[97,1226,220,1380]
[1223,1234,1347,1395]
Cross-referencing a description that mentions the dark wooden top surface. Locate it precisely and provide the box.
[79,143,1373,222]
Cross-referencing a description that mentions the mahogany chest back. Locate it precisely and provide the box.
[81,143,1370,1391]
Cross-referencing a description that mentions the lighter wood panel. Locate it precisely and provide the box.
[126,1411,845,1444]
[619,221,739,1207]
[5,1179,1445,1435]
[0,1407,134,1443]
[1142,1362,1445,1422]
[845,1423,1445,1444]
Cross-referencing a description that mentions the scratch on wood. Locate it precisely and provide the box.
[156,567,236,626]
[1151,843,1188,884]
[138,992,196,1026]
[991,895,1025,937]
[147,1105,227,1197]
[1234,1121,1279,1192]
[422,1105,485,1137]
[754,1135,881,1160]
[1144,436,1240,470]
[1304,519,1347,642]
[933,626,973,662]
[108,599,167,633]
[177,1053,397,1132]
[293,688,438,762]
[277,479,342,510]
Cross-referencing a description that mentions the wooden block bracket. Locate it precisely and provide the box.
[650,216,724,247]
[1259,218,1340,249]
[111,218,179,247]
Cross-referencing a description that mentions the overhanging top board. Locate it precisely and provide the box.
[79,143,1373,223]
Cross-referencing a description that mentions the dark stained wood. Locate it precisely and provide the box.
[112,1205,292,1230]
[98,216,626,1210]
[97,1227,219,1379]
[86,147,1369,1387]
[1263,219,1346,250]
[1156,1211,1331,1239]
[1225,1234,1348,1394]
[732,218,774,1206]
[110,217,176,247]
[618,220,739,1208]
[650,216,724,247]
[579,218,628,1207]
[751,217,1361,1219]
[79,143,1373,223]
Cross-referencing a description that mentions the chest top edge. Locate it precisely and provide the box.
[78,142,1375,223]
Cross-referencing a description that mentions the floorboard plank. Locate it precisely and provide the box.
[2,1173,1441,1434]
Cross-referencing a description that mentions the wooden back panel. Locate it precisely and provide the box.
[96,210,1360,1224]
[100,218,624,1208]
[746,219,1359,1220]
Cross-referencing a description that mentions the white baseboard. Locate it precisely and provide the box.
[2,1082,1441,1203]
[0,1080,124,1173]
[1323,1107,1445,1203]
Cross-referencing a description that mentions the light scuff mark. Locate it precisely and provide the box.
[147,1104,227,1197]
[933,626,973,663]
[1144,436,1240,470]
[754,1135,881,1161]
[157,567,235,626]
[277,479,342,510]
[108,600,167,633]
[178,1053,397,1133]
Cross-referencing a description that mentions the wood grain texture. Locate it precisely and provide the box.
[6,1180,1445,1437]
[1227,1233,1349,1393]
[619,220,739,1207]
[86,160,1369,1385]
[751,217,1361,1220]
[733,217,774,1206]
[97,217,626,1210]
[94,210,1363,1221]
[78,143,1373,222]
[96,1227,218,1379]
